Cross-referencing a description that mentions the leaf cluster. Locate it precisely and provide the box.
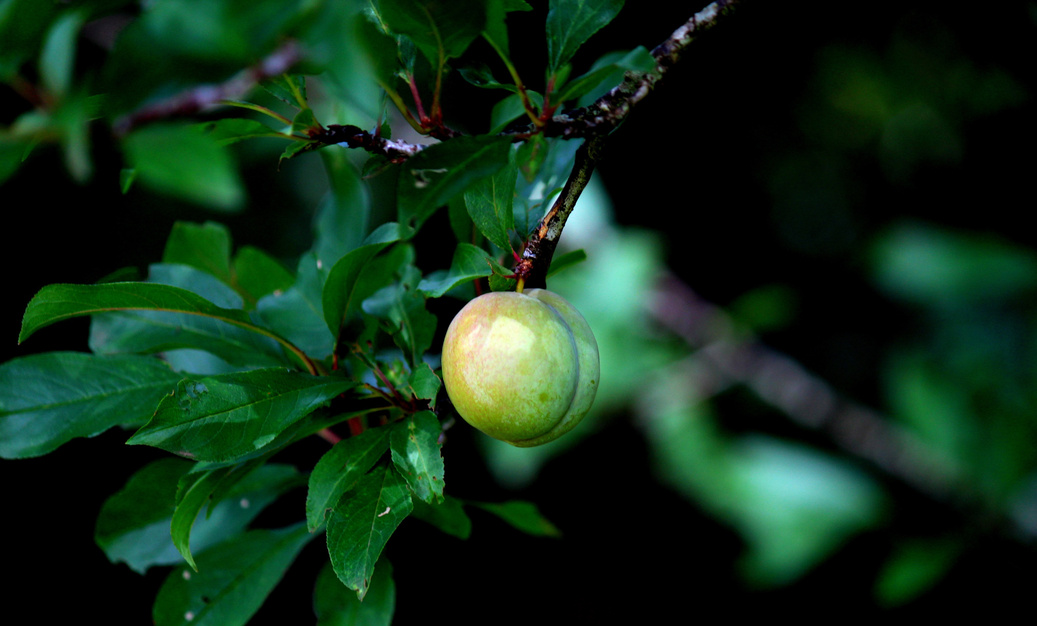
[0,0,640,622]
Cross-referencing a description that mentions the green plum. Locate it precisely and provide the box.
[441,288,600,447]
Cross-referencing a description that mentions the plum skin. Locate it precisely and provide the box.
[441,289,599,447]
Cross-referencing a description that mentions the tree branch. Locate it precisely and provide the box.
[514,1,738,286]
[112,40,304,136]
[645,272,1030,537]
[544,0,739,139]
[515,134,606,289]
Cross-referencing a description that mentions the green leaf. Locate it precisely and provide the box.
[170,462,305,572]
[162,221,234,287]
[0,352,179,459]
[406,362,441,406]
[322,222,406,341]
[261,73,308,108]
[232,246,295,306]
[471,500,561,537]
[870,221,1037,306]
[463,157,518,251]
[552,46,655,104]
[95,458,195,573]
[0,0,57,82]
[390,411,445,504]
[378,0,488,64]
[279,138,322,163]
[152,523,316,626]
[162,221,294,306]
[314,149,372,267]
[123,123,245,211]
[87,265,289,370]
[171,466,235,571]
[256,253,337,360]
[361,265,437,368]
[874,538,960,606]
[728,436,886,586]
[481,0,533,62]
[306,426,393,532]
[21,281,308,368]
[327,464,414,600]
[546,0,625,72]
[410,495,472,539]
[416,243,496,298]
[39,8,84,101]
[0,137,30,184]
[547,248,587,278]
[196,118,284,146]
[314,558,396,626]
[312,5,397,122]
[127,369,353,463]
[397,135,512,229]
[95,460,301,575]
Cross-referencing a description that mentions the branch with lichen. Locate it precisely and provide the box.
[543,0,738,140]
[111,2,739,287]
[515,0,738,286]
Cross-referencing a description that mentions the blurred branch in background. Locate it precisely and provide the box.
[648,271,964,507]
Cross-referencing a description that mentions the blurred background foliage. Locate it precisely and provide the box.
[3,0,1037,622]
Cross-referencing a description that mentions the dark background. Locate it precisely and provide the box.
[4,1,1036,622]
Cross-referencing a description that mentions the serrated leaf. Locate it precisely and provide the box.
[472,500,561,537]
[546,0,625,72]
[0,352,180,459]
[306,426,393,531]
[416,243,496,298]
[390,411,445,504]
[152,523,315,626]
[326,464,413,600]
[127,369,353,463]
[397,135,512,229]
[314,558,395,626]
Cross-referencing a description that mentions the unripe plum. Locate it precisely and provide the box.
[441,288,599,447]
